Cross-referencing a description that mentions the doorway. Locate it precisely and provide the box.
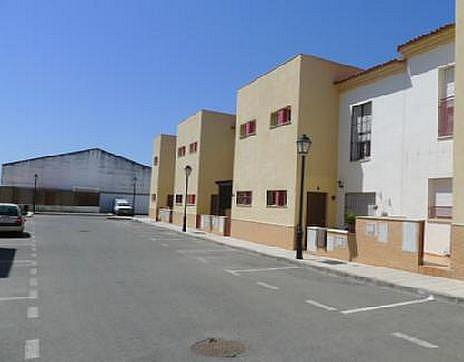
[212,181,233,216]
[306,192,328,227]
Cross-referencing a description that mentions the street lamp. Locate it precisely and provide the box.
[33,174,38,213]
[296,134,312,260]
[132,176,137,215]
[182,165,192,232]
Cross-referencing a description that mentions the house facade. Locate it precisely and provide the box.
[336,25,456,258]
[230,55,360,249]
[452,0,464,279]
[149,134,176,220]
[172,110,236,228]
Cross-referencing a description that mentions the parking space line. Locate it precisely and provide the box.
[196,257,209,264]
[391,332,439,349]
[28,290,38,299]
[161,243,169,247]
[256,281,280,290]
[340,295,434,315]
[24,339,40,359]
[177,249,233,254]
[29,278,38,287]
[305,299,338,311]
[225,266,301,276]
[30,268,37,276]
[0,296,35,302]
[27,306,39,319]
[31,253,37,258]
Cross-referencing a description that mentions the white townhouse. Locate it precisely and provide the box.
[335,24,456,257]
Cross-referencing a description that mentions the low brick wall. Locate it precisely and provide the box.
[172,211,198,228]
[306,227,356,261]
[231,219,295,250]
[159,208,172,223]
[200,215,230,236]
[354,217,424,273]
[451,224,464,280]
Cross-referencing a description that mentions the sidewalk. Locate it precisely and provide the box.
[134,216,464,304]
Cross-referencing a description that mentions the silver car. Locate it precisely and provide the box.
[0,204,25,234]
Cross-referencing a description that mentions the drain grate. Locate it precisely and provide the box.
[191,338,246,358]
[318,259,346,265]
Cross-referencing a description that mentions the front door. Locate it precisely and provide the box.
[216,181,233,216]
[307,192,328,227]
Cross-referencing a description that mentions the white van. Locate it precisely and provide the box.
[113,199,134,216]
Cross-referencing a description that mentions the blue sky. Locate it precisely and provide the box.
[0,0,455,168]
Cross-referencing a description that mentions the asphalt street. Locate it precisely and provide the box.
[0,215,464,361]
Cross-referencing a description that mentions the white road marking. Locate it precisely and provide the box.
[30,268,38,276]
[27,306,39,319]
[178,249,231,254]
[196,257,209,264]
[28,290,38,299]
[340,295,434,315]
[25,339,40,359]
[305,299,338,311]
[0,296,36,302]
[256,281,280,290]
[225,266,302,276]
[161,243,169,247]
[392,332,439,349]
[29,278,38,287]
[31,253,37,258]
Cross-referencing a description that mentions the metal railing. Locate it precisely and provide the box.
[438,96,454,137]
[428,206,452,219]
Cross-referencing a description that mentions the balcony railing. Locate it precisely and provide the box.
[429,206,453,219]
[439,96,454,137]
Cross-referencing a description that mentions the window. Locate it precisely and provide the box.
[177,146,186,157]
[152,194,157,202]
[153,156,158,166]
[266,190,287,207]
[439,66,455,137]
[270,106,291,128]
[428,178,453,219]
[239,120,256,138]
[236,191,252,206]
[187,194,196,205]
[175,194,183,205]
[189,142,198,153]
[350,102,372,161]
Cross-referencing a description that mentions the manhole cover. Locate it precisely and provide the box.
[191,338,246,358]
[319,259,346,265]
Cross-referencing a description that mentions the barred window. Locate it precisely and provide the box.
[266,190,287,207]
[350,102,372,161]
[236,191,252,206]
[175,194,183,204]
[270,106,291,128]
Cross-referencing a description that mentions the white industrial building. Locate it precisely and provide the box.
[1,148,151,214]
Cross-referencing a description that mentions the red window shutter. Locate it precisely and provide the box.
[249,120,255,134]
[278,109,285,124]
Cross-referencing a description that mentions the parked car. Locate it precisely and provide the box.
[0,203,25,234]
[113,199,134,216]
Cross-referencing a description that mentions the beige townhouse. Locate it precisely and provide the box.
[172,110,236,229]
[149,134,176,220]
[230,55,360,249]
[452,0,464,279]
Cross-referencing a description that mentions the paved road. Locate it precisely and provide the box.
[0,215,464,361]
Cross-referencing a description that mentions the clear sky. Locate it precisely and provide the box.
[0,0,455,168]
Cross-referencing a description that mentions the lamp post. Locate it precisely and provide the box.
[33,174,38,213]
[296,134,312,260]
[132,176,137,215]
[182,165,192,232]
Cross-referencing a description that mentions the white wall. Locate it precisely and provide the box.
[337,42,455,255]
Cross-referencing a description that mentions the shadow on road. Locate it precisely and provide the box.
[0,232,31,239]
[0,248,16,278]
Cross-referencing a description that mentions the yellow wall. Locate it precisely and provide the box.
[149,134,176,219]
[173,110,236,224]
[198,111,236,215]
[231,55,359,247]
[298,55,360,228]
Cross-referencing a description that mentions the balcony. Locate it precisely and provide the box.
[438,96,454,138]
[428,206,453,220]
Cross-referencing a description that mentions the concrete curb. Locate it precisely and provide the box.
[133,218,464,305]
[36,212,113,217]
